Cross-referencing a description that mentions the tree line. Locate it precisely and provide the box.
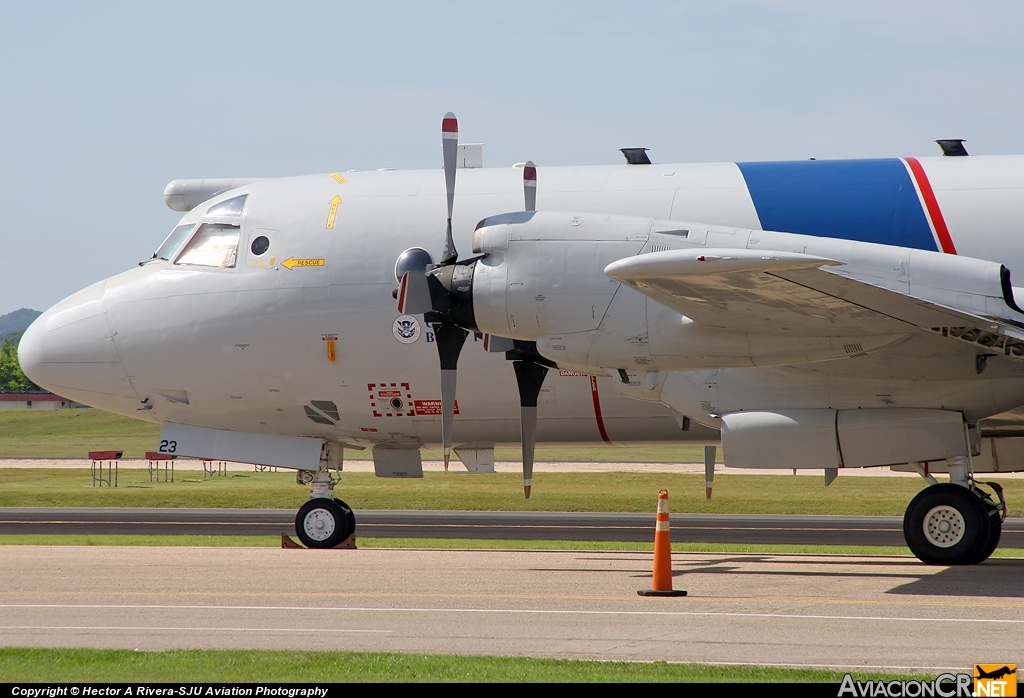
[0,333,41,391]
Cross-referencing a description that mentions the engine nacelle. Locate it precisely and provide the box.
[470,212,909,374]
[470,211,651,341]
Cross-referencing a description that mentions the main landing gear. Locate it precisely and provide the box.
[294,465,356,548]
[903,460,1005,565]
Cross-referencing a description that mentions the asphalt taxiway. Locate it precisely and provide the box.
[2,507,1023,547]
[0,545,1020,669]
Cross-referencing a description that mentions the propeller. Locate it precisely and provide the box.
[441,112,459,264]
[395,114,551,499]
[482,163,551,501]
[523,160,537,212]
[513,356,548,502]
[514,161,543,501]
[396,112,473,473]
[435,112,467,471]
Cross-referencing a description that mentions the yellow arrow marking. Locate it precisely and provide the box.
[326,195,342,229]
[329,173,348,185]
[281,257,325,270]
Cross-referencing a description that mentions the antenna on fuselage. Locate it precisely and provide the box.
[936,139,968,156]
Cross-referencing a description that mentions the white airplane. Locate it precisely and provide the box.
[18,115,1024,566]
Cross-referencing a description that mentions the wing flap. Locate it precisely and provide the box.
[605,248,1006,339]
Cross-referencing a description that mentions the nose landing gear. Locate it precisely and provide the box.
[293,463,356,549]
[295,497,356,548]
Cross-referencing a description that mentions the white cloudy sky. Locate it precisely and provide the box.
[1,1,1022,315]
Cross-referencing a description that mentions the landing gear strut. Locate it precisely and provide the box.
[903,474,1004,565]
[293,458,356,549]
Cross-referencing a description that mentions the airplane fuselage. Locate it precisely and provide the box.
[20,155,1024,453]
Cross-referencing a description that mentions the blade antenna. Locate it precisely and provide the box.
[441,112,459,264]
[523,160,537,212]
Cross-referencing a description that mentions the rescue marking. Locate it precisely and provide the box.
[329,173,348,185]
[589,375,612,444]
[326,195,342,229]
[281,257,325,270]
[904,157,957,255]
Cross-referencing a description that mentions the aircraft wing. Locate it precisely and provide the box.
[605,248,1024,352]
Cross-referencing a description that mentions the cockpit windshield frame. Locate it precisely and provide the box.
[152,223,198,262]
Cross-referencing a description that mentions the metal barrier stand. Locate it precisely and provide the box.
[146,452,175,482]
[88,450,122,487]
[202,460,227,477]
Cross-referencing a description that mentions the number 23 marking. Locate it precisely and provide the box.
[159,439,177,453]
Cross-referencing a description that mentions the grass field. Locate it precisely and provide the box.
[0,647,918,682]
[0,409,161,458]
[4,467,1021,515]
[0,408,719,462]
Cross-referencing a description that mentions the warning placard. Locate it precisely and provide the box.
[414,400,460,415]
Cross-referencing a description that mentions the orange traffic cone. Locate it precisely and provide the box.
[638,489,687,597]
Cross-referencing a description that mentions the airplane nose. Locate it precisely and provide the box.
[19,281,138,403]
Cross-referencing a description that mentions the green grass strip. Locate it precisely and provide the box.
[0,409,721,462]
[4,468,1023,516]
[1,534,1021,558]
[0,647,919,682]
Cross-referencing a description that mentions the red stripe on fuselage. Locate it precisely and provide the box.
[904,157,957,255]
[589,375,612,444]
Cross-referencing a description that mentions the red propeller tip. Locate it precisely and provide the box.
[442,113,458,135]
[524,161,537,182]
[396,274,408,313]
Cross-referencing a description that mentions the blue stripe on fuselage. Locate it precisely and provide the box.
[735,158,937,251]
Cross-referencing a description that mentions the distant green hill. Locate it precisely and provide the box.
[0,309,42,342]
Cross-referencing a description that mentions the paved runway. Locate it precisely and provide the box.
[2,507,1023,547]
[0,545,1021,669]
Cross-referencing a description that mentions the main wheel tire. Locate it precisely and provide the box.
[295,498,351,549]
[972,507,1002,564]
[904,484,990,565]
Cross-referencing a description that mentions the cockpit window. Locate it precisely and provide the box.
[154,223,197,261]
[174,223,241,268]
[206,194,247,217]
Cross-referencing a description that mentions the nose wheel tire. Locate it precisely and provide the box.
[903,483,992,565]
[295,498,356,549]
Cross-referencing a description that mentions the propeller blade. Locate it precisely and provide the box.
[433,322,468,471]
[512,360,548,502]
[523,160,537,212]
[397,271,433,315]
[441,112,459,264]
[704,445,717,501]
[483,334,515,353]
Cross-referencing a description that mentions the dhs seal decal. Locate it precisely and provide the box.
[393,315,421,344]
